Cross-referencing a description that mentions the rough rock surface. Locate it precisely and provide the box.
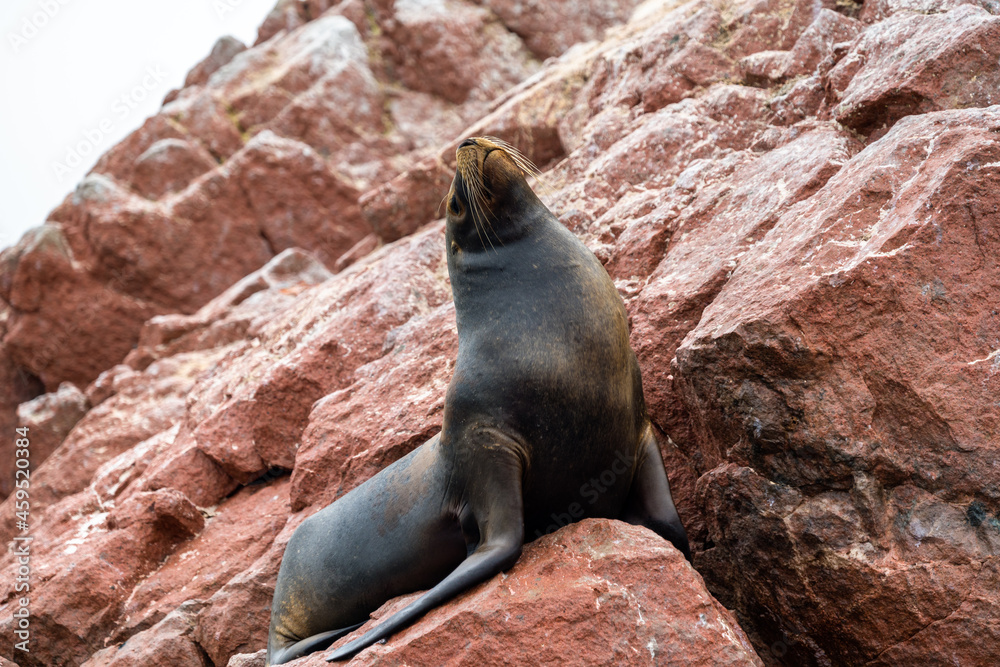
[3,0,1000,665]
[294,520,761,667]
[14,383,88,479]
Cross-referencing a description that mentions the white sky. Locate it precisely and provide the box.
[0,0,279,252]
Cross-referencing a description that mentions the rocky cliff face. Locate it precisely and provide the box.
[2,0,999,665]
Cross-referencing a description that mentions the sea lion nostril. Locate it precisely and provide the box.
[459,138,477,148]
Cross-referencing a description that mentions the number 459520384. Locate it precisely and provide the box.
[15,427,30,528]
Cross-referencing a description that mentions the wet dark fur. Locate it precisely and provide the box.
[267,137,690,665]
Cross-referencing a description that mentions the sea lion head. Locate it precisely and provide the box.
[446,136,542,250]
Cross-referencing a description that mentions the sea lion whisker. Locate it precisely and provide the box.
[466,189,488,251]
[473,180,502,247]
[475,215,494,253]
[481,136,539,177]
[481,216,503,250]
[464,174,492,251]
[481,136,553,199]
[470,182,498,252]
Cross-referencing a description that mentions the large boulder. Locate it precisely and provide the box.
[292,520,763,667]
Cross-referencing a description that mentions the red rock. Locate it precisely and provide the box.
[0,345,43,499]
[720,0,839,60]
[184,36,247,88]
[255,0,337,45]
[226,651,265,667]
[483,0,643,59]
[189,224,450,486]
[85,365,140,407]
[15,382,88,474]
[617,122,858,534]
[358,157,452,242]
[194,541,286,666]
[0,346,221,546]
[87,115,190,187]
[184,510,309,667]
[783,9,861,79]
[676,107,1000,664]
[126,248,333,369]
[768,75,825,125]
[194,399,268,485]
[0,508,193,667]
[361,50,588,242]
[56,173,271,315]
[380,0,536,106]
[461,54,582,168]
[246,14,389,180]
[827,5,1000,136]
[332,234,380,272]
[290,302,457,511]
[129,138,218,200]
[382,87,471,154]
[0,221,156,390]
[135,431,239,509]
[111,480,289,641]
[859,0,998,22]
[263,63,385,181]
[0,487,102,574]
[287,520,763,667]
[82,602,209,667]
[738,50,792,86]
[106,488,204,541]
[160,91,246,161]
[178,131,367,271]
[89,425,185,502]
[208,15,375,135]
[581,5,734,114]
[581,85,773,200]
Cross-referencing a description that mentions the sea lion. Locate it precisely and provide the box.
[266,137,690,665]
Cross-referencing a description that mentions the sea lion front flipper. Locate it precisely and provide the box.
[326,442,525,662]
[620,424,692,561]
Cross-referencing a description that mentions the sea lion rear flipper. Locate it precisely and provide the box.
[620,424,692,561]
[326,441,526,662]
[268,621,366,665]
